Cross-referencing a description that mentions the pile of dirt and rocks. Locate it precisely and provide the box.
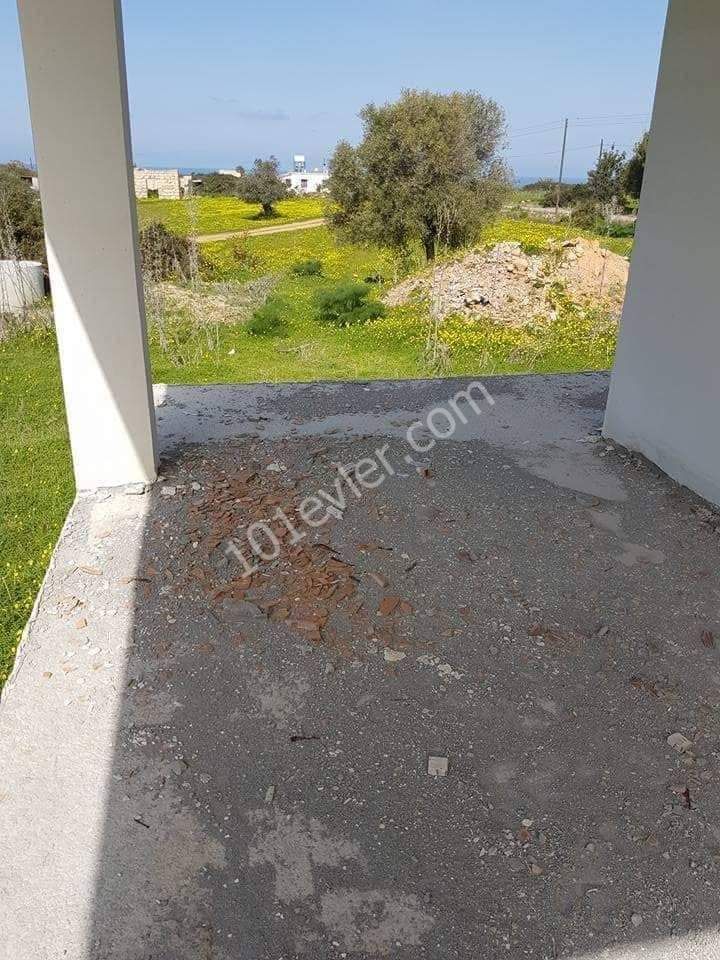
[385,239,629,326]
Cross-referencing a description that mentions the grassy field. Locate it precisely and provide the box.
[137,195,326,236]
[0,215,631,686]
[0,332,74,685]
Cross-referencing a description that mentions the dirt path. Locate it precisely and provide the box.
[196,217,326,244]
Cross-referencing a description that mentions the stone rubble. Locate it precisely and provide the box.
[385,239,630,326]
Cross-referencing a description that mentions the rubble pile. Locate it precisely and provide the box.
[385,239,629,326]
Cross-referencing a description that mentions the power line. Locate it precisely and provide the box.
[505,141,602,160]
[506,140,637,161]
[574,113,649,121]
[506,125,565,141]
[507,122,565,139]
[509,112,649,133]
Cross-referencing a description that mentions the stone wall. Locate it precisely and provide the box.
[133,168,182,200]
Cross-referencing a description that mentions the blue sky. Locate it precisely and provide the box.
[1,0,667,180]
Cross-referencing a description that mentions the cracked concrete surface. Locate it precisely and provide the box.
[2,374,720,959]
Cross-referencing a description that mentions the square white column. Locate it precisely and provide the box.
[17,0,157,489]
[604,0,720,506]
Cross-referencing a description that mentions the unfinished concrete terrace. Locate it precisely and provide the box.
[2,374,720,959]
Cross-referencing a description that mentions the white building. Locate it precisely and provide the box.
[282,154,329,194]
[282,169,329,194]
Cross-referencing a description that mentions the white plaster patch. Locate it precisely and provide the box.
[248,810,362,903]
[617,542,666,567]
[320,888,435,955]
[588,508,624,536]
[249,674,310,729]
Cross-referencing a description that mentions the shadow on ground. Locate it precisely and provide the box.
[2,375,720,959]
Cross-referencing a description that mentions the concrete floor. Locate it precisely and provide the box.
[2,374,720,960]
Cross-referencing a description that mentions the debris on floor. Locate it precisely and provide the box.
[5,375,720,960]
[427,756,449,778]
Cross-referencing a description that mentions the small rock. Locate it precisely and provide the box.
[667,732,693,754]
[265,785,276,803]
[384,648,406,663]
[161,486,176,497]
[631,913,643,928]
[191,482,202,492]
[266,461,286,473]
[428,756,449,778]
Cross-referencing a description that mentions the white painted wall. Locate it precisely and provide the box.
[604,0,720,506]
[282,170,329,194]
[17,0,157,489]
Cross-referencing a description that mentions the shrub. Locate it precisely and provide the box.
[291,258,323,277]
[540,182,590,209]
[246,297,289,336]
[570,200,602,231]
[195,172,240,197]
[139,222,200,281]
[0,163,46,263]
[604,220,636,239]
[316,281,386,327]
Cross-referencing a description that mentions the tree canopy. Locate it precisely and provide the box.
[328,89,510,260]
[0,163,45,263]
[623,132,649,200]
[196,172,241,197]
[237,157,287,216]
[587,148,626,206]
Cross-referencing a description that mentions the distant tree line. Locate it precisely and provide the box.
[522,132,649,226]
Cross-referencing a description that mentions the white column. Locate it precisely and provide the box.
[604,0,720,506]
[17,0,157,489]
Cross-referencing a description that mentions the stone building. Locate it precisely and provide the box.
[133,167,183,199]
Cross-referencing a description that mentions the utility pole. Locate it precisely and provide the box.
[597,139,604,166]
[555,117,569,220]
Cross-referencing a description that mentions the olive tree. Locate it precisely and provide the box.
[237,157,287,217]
[328,89,510,261]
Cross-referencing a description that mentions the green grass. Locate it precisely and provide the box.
[0,215,630,685]
[482,217,634,258]
[0,331,73,686]
[137,195,326,237]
